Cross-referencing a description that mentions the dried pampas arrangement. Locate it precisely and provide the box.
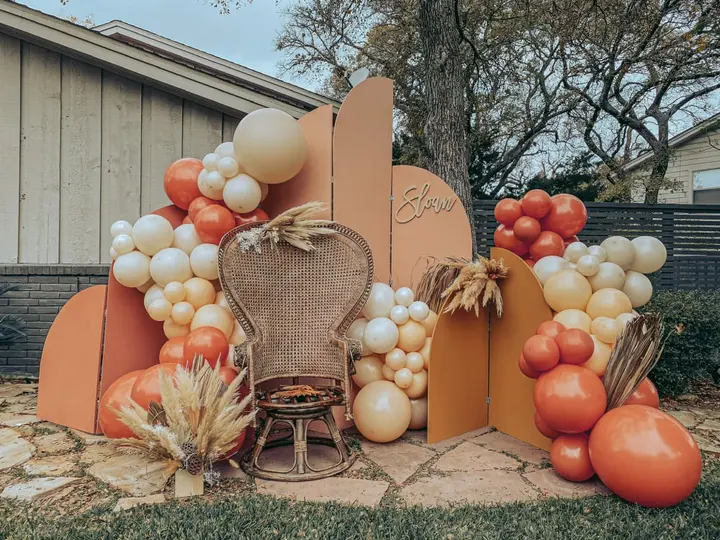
[415,256,471,313]
[440,257,509,317]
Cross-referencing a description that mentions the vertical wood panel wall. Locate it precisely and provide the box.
[0,35,245,264]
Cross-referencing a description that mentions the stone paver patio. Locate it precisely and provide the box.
[1,381,719,513]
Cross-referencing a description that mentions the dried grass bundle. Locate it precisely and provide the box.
[112,358,256,476]
[271,385,324,399]
[441,257,509,317]
[603,314,666,410]
[236,201,334,253]
[415,256,470,313]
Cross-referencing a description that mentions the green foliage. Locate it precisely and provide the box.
[642,290,720,397]
[0,284,26,346]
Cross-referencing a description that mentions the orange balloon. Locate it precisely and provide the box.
[535,411,561,439]
[182,215,193,225]
[589,405,702,507]
[494,198,524,226]
[556,329,594,365]
[521,189,552,219]
[534,365,606,434]
[541,194,588,238]
[188,196,220,222]
[551,434,594,482]
[623,378,660,408]
[194,205,236,245]
[164,158,203,210]
[232,207,270,227]
[524,258,536,269]
[130,364,179,410]
[536,320,566,340]
[159,337,185,365]
[98,370,145,439]
[218,366,238,385]
[519,353,541,379]
[522,334,560,372]
[529,231,565,260]
[494,225,529,257]
[513,216,541,243]
[184,327,229,368]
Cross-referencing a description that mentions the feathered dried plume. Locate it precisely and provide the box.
[416,256,471,313]
[441,257,509,317]
[112,358,256,477]
[603,313,667,410]
[236,201,335,253]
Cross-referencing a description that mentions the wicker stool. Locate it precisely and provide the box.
[241,386,356,481]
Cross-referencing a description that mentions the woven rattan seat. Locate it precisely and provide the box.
[218,220,374,481]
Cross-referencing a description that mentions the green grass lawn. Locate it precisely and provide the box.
[2,461,719,540]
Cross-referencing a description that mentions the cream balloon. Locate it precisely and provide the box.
[582,336,612,376]
[171,301,195,325]
[172,224,203,256]
[587,262,626,291]
[229,320,246,346]
[543,270,592,312]
[364,317,400,354]
[190,244,219,281]
[576,255,600,277]
[217,156,240,178]
[136,279,154,294]
[215,142,235,159]
[408,397,428,430]
[622,271,653,308]
[630,236,667,274]
[422,311,438,337]
[363,283,396,319]
[163,281,185,303]
[385,348,407,371]
[566,262,577,272]
[534,256,568,285]
[183,277,216,310]
[553,309,592,332]
[404,369,428,399]
[587,245,607,263]
[591,316,621,344]
[348,318,372,357]
[150,248,193,287]
[394,368,414,389]
[408,301,430,322]
[214,291,231,312]
[394,287,414,307]
[352,356,385,388]
[109,247,119,261]
[112,234,135,256]
[616,312,638,331]
[259,182,269,202]
[202,153,219,171]
[397,320,427,353]
[205,171,226,192]
[564,242,588,263]
[110,220,133,238]
[405,352,424,373]
[147,298,172,322]
[419,338,432,370]
[113,251,151,288]
[164,319,190,339]
[132,215,174,256]
[223,174,262,213]
[144,284,165,310]
[381,364,396,381]
[601,236,636,270]
[390,305,410,325]
[233,108,307,184]
[586,288,633,319]
[191,304,234,337]
[353,380,411,443]
[197,169,224,200]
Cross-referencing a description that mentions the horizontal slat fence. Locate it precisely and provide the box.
[474,201,720,291]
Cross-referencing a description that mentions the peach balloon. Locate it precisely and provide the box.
[229,320,246,346]
[385,348,407,371]
[98,370,145,439]
[404,368,428,399]
[381,364,396,381]
[347,318,371,357]
[616,312,638,330]
[591,317,621,344]
[353,380,412,443]
[419,338,432,370]
[582,336,612,376]
[191,304,234,337]
[163,281,185,303]
[394,368,414,389]
[422,310,438,336]
[585,288,633,320]
[408,397,428,430]
[183,277,216,310]
[397,320,427,352]
[214,291,231,312]
[164,319,190,339]
[147,298,172,322]
[352,355,385,388]
[553,309,592,332]
[406,352,424,373]
[543,270,592,312]
[171,301,195,325]
[588,262,626,291]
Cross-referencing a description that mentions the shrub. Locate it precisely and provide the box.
[642,290,720,397]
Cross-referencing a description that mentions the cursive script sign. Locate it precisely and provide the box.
[394,183,458,224]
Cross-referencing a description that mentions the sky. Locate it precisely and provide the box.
[20,0,316,89]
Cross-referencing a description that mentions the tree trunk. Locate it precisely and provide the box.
[643,151,671,204]
[418,0,476,253]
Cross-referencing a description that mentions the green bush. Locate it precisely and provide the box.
[642,290,720,397]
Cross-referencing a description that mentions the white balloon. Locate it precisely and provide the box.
[259,182,270,202]
[364,317,400,354]
[198,169,224,200]
[113,251,151,288]
[564,242,588,263]
[630,237,667,274]
[202,153,219,171]
[172,224,203,255]
[347,318,371,357]
[408,301,430,322]
[622,271,653,308]
[171,301,195,325]
[144,284,165,310]
[109,247,119,261]
[223,174,262,213]
[576,255,600,277]
[394,287,415,307]
[190,244,220,280]
[110,220,133,238]
[206,170,227,191]
[363,283,396,319]
[390,305,410,325]
[147,298,172,322]
[217,157,240,178]
[587,262,626,291]
[215,141,236,159]
[112,234,135,256]
[533,256,567,285]
[150,248,193,287]
[601,236,636,270]
[163,281,185,303]
[588,245,607,263]
[132,215,174,256]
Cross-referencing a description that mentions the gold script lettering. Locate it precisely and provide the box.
[395,183,458,224]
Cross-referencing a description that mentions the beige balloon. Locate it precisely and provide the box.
[543,270,592,312]
[113,251,151,288]
[149,248,193,287]
[422,311,438,336]
[171,301,195,326]
[147,298,172,322]
[233,108,307,185]
[353,380,412,443]
[163,281,185,303]
[616,312,639,336]
[630,236,667,274]
[397,320,427,352]
[587,262,626,292]
[601,236,636,270]
[144,284,165,310]
[172,224,202,256]
[190,244,220,281]
[164,319,190,339]
[591,316,620,344]
[191,304,234,337]
[622,271,653,308]
[229,320,246,346]
[586,288,633,319]
[405,352,424,373]
[553,309,592,332]
[408,397,428,430]
[394,368,414,389]
[385,348,407,371]
[132,214,174,256]
[582,336,612,376]
[404,369,428,399]
[214,291,231,312]
[183,277,216,310]
[352,356,385,388]
[381,364,396,381]
[419,338,432,370]
[347,318,371,357]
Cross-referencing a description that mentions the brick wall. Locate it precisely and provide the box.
[0,265,110,376]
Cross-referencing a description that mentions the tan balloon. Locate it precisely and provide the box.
[352,355,385,388]
[233,108,307,185]
[404,369,428,399]
[582,336,612,376]
[422,310,438,336]
[397,320,427,352]
[553,309,592,332]
[591,316,621,344]
[147,298,172,322]
[543,270,592,312]
[163,281,185,303]
[171,301,195,326]
[586,288,633,320]
[229,320,246,346]
[394,368,414,389]
[385,348,407,371]
[622,271,653,308]
[419,338,432,370]
[183,277,216,310]
[587,262,626,292]
[353,381,412,443]
[630,236,667,274]
[601,236,636,270]
[347,318,371,357]
[381,364,396,381]
[408,397,428,430]
[191,304,234,337]
[214,291,231,312]
[164,319,190,339]
[576,255,600,277]
[406,352,424,373]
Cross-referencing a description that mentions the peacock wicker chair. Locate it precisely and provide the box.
[218,215,374,482]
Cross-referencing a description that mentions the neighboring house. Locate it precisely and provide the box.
[0,1,338,374]
[625,113,720,204]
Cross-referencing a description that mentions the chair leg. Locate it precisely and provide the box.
[323,412,351,462]
[294,418,308,475]
[251,416,275,469]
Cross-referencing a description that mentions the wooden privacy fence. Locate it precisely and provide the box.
[474,201,720,291]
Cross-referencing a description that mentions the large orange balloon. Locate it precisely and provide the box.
[589,405,702,507]
[529,231,565,260]
[541,194,588,238]
[551,434,594,482]
[98,370,145,439]
[164,158,203,210]
[194,205,236,245]
[184,327,229,368]
[521,189,552,219]
[188,196,219,222]
[519,353,541,379]
[159,337,185,365]
[494,198,524,226]
[556,329,594,365]
[534,365,606,434]
[535,411,561,439]
[494,225,529,257]
[623,378,660,408]
[130,364,179,410]
[232,207,270,227]
[536,320,566,340]
[513,216,541,243]
[522,335,560,372]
